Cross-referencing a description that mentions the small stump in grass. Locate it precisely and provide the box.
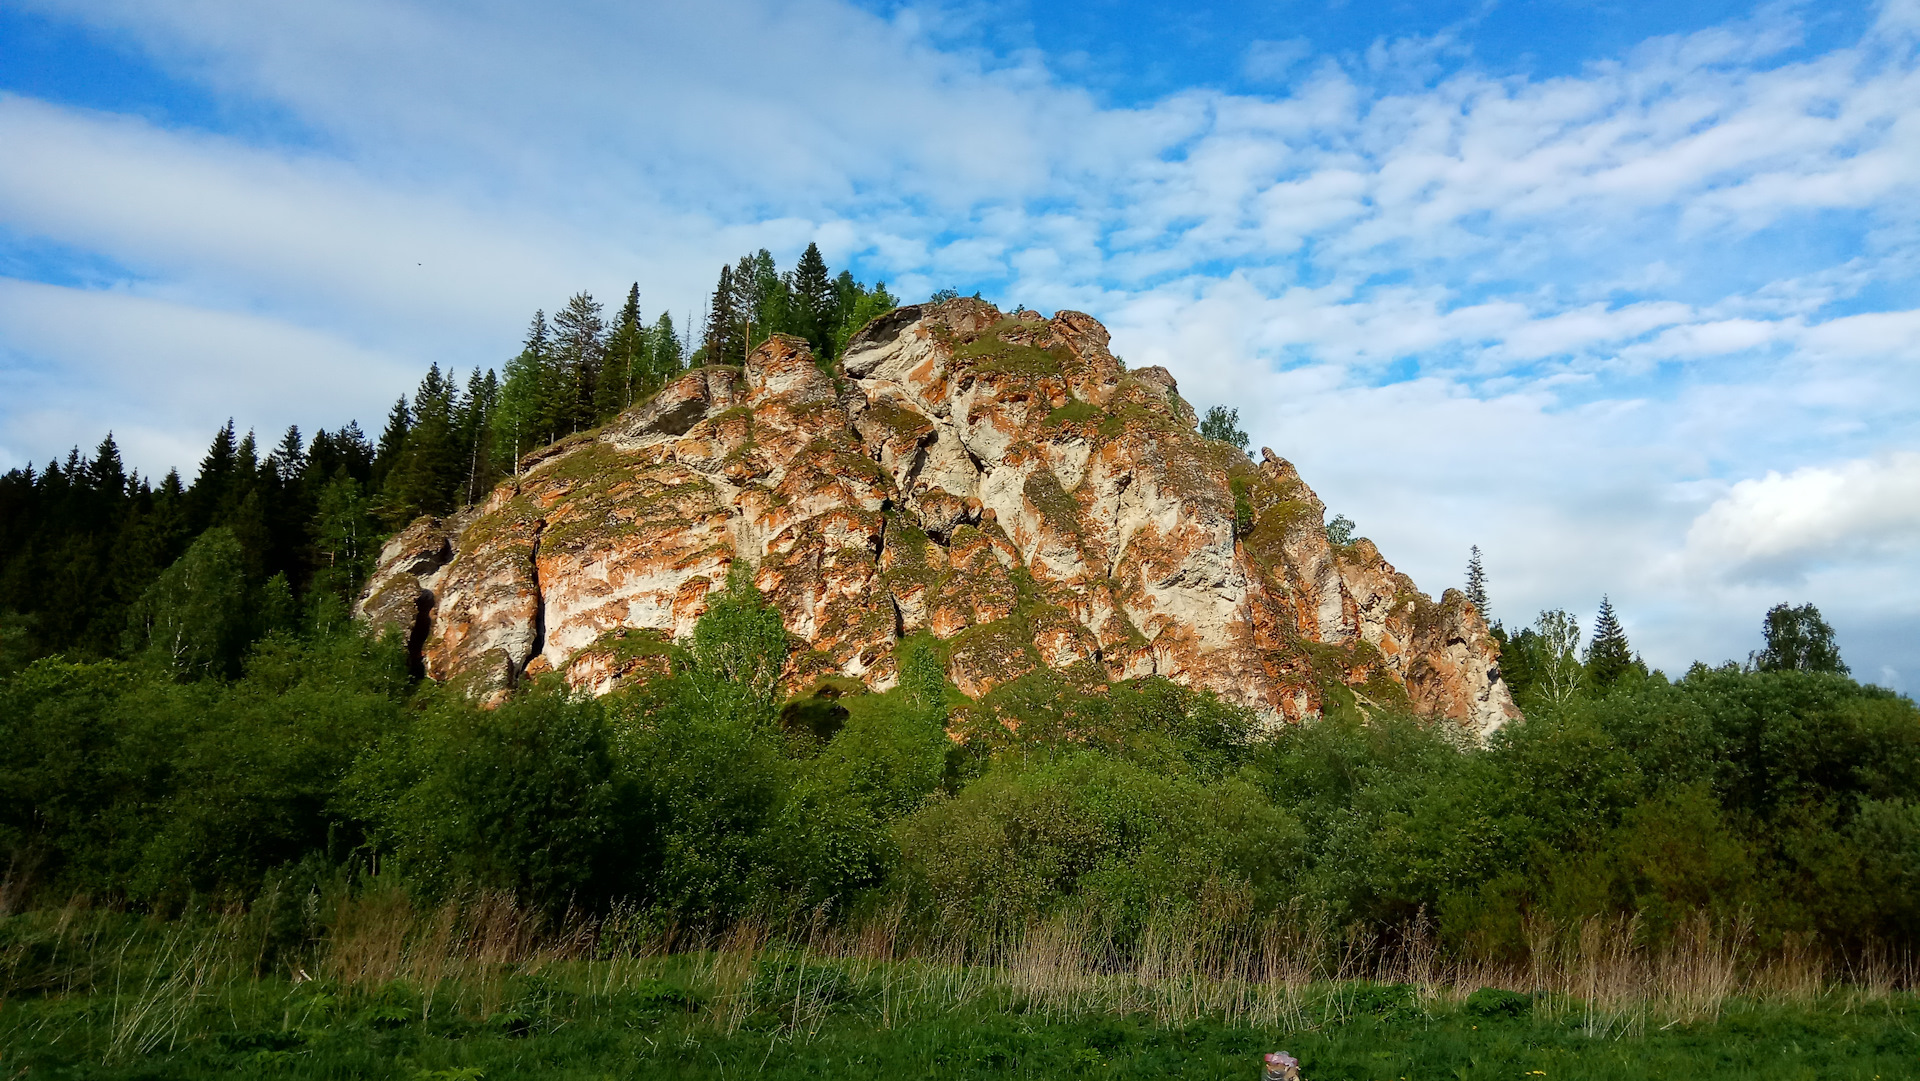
[1262,1051,1301,1081]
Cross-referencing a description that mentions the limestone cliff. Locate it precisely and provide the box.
[358,299,1519,737]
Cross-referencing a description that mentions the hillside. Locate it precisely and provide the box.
[359,299,1517,735]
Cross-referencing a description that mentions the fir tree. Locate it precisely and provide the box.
[1466,546,1489,618]
[1585,595,1633,689]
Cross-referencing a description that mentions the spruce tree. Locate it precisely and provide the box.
[372,398,411,491]
[1465,546,1489,618]
[704,265,740,364]
[599,284,644,416]
[792,242,835,355]
[1584,595,1633,689]
[188,421,239,531]
[552,292,606,433]
[652,312,683,378]
[492,310,552,472]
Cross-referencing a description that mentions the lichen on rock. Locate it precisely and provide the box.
[359,304,1518,738]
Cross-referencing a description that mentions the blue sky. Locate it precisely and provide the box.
[2,0,1917,687]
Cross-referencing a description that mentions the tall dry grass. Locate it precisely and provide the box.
[6,887,1915,1064]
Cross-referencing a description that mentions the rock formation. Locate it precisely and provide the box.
[358,299,1519,737]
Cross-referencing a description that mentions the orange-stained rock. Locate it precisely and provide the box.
[360,308,1519,738]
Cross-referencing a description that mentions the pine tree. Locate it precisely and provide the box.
[1465,546,1489,618]
[704,264,740,365]
[1585,595,1633,689]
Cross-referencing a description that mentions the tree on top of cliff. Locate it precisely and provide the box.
[703,264,742,366]
[1584,595,1634,689]
[1199,406,1249,453]
[599,283,645,416]
[553,292,607,433]
[493,310,554,469]
[1752,602,1849,675]
[1466,546,1489,619]
[792,242,836,355]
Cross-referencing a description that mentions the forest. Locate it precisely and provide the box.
[1,251,1916,1077]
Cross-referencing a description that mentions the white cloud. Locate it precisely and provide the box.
[1684,452,1920,575]
[0,277,417,472]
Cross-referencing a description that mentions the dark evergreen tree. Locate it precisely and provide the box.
[493,310,553,472]
[372,397,411,491]
[599,284,645,417]
[1753,602,1849,674]
[652,312,684,378]
[704,264,741,365]
[792,242,835,355]
[553,292,606,433]
[458,367,500,506]
[382,364,462,523]
[188,421,239,532]
[1585,595,1633,689]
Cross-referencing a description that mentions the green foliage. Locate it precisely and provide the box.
[1753,601,1848,674]
[1324,513,1355,545]
[1198,405,1249,452]
[1585,595,1636,690]
[688,566,790,702]
[124,528,252,679]
[898,750,1301,934]
[348,683,632,909]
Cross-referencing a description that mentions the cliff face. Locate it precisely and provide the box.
[358,299,1518,737]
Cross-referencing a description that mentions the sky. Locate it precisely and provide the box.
[1,0,1916,688]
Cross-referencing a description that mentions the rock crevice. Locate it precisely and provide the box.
[359,301,1519,737]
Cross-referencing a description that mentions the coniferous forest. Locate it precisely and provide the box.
[2,251,1917,1079]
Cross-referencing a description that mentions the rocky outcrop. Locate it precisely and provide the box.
[358,300,1519,737]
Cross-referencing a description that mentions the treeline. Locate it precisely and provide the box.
[0,244,896,668]
[2,570,1916,965]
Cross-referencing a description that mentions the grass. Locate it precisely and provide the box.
[3,894,1916,1079]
